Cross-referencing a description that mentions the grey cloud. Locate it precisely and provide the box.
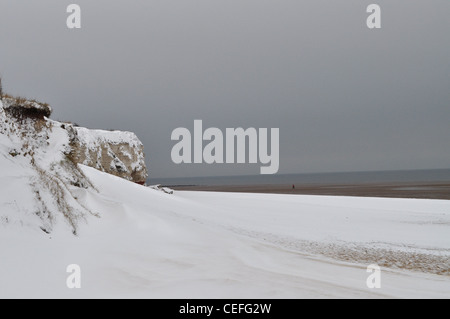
[1,0,449,178]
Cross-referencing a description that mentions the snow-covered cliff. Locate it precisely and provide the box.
[66,125,147,184]
[0,97,148,234]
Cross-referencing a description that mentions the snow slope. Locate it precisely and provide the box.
[0,100,92,234]
[1,165,449,299]
[0,98,147,234]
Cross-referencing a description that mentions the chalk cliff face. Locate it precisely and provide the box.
[0,97,148,234]
[65,125,148,184]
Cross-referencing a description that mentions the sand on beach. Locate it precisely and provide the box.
[171,182,450,200]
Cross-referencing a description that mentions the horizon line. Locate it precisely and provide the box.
[149,167,450,180]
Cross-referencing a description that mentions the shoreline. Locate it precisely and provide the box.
[169,181,450,200]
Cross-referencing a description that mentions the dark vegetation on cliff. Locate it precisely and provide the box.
[0,76,52,119]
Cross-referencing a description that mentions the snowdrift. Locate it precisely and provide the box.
[1,163,449,298]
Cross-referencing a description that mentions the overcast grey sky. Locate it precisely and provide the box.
[1,1,449,178]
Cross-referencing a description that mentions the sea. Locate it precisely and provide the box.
[148,169,450,187]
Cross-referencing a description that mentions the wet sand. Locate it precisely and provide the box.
[171,182,450,200]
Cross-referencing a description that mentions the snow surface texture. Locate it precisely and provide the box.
[1,162,450,298]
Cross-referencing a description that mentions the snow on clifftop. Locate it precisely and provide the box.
[74,126,144,148]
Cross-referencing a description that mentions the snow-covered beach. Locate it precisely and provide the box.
[1,165,449,298]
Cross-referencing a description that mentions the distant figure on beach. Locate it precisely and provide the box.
[292,184,295,190]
